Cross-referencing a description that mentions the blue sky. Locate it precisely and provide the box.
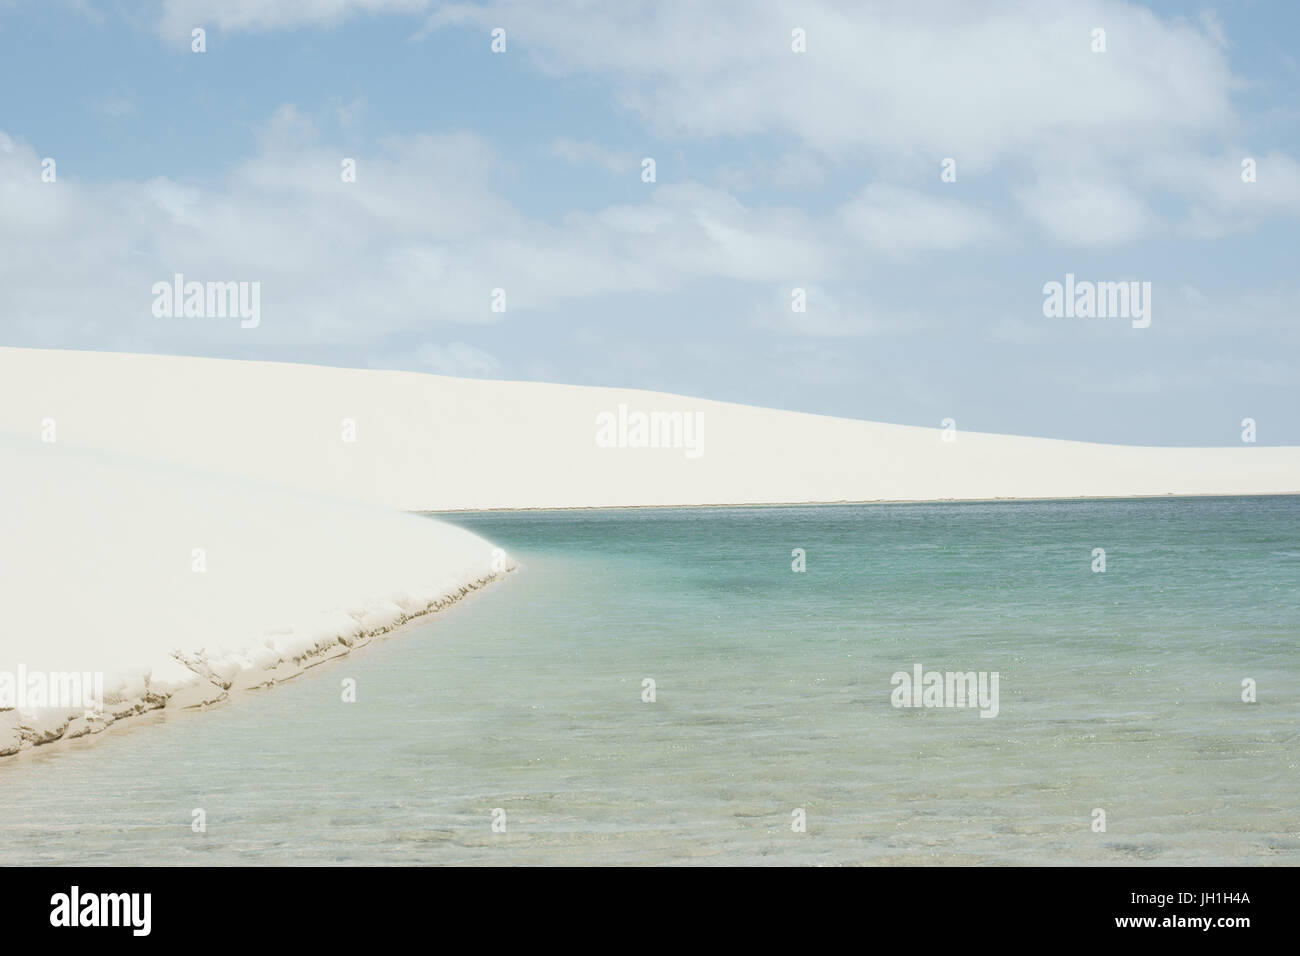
[1,0,1297,444]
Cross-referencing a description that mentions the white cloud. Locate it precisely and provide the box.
[840,183,1001,253]
[1014,175,1158,244]
[413,1,1235,168]
[768,152,827,190]
[0,114,846,354]
[754,284,876,337]
[157,1,1240,175]
[406,0,1300,247]
[550,138,637,175]
[145,1,1300,249]
[715,151,827,191]
[158,0,430,36]
[1149,150,1300,238]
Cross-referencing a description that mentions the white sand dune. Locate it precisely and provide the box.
[0,430,511,758]
[1,346,1296,511]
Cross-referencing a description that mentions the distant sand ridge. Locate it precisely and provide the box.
[1,347,1296,511]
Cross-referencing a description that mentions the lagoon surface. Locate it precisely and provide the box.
[3,498,1297,865]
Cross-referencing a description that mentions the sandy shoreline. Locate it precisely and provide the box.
[0,568,511,765]
[1,421,516,764]
[425,491,1300,514]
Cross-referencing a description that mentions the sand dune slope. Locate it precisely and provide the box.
[1,347,1295,511]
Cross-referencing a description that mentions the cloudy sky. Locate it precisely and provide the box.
[1,0,1297,444]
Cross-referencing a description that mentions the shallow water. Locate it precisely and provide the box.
[2,498,1297,865]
